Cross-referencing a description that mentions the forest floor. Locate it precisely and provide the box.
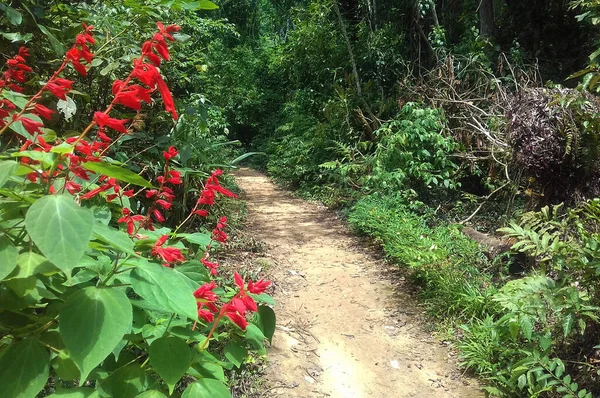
[232,168,483,398]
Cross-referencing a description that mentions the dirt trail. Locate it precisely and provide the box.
[234,168,482,398]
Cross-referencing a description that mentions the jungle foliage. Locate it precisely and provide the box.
[167,0,600,396]
[4,0,600,396]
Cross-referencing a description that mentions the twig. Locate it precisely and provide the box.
[460,182,510,224]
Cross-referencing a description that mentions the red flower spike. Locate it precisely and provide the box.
[247,279,271,295]
[151,234,185,265]
[20,117,44,135]
[45,78,73,100]
[225,308,249,330]
[201,258,219,276]
[242,295,258,312]
[163,146,178,160]
[234,271,244,290]
[153,209,165,223]
[93,112,129,133]
[118,208,145,235]
[33,104,55,120]
[65,181,82,195]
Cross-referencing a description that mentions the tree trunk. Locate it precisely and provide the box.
[478,0,495,39]
[333,0,380,135]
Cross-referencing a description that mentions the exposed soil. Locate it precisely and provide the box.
[233,168,483,398]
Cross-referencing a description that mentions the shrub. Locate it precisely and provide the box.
[0,22,275,398]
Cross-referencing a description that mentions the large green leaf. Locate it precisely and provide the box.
[130,263,198,320]
[60,287,132,382]
[48,387,100,397]
[0,160,18,188]
[179,232,212,248]
[254,306,276,344]
[11,251,56,279]
[179,0,219,10]
[224,341,247,368]
[135,391,167,398]
[83,162,153,188]
[0,236,18,281]
[98,364,147,398]
[93,222,136,255]
[149,337,191,394]
[182,379,231,398]
[38,24,65,56]
[25,195,94,277]
[244,324,266,351]
[0,339,50,398]
[5,6,22,25]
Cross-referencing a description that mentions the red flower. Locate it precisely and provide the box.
[224,304,249,330]
[65,181,82,195]
[247,279,271,294]
[234,271,244,289]
[20,117,44,135]
[194,281,219,322]
[45,78,73,100]
[93,112,129,133]
[194,209,209,217]
[156,199,172,210]
[151,234,185,265]
[33,104,55,120]
[117,208,145,235]
[163,146,178,160]
[201,258,219,276]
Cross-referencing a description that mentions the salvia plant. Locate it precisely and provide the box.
[0,21,275,398]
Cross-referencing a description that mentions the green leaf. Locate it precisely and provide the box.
[191,361,225,381]
[47,387,100,397]
[11,251,55,279]
[149,337,191,394]
[93,223,136,255]
[0,160,18,188]
[99,61,120,76]
[83,162,153,188]
[179,232,212,247]
[517,374,527,389]
[519,316,533,340]
[563,313,575,337]
[182,379,231,398]
[131,263,198,320]
[38,24,65,56]
[254,306,276,344]
[245,324,266,350]
[5,6,22,25]
[230,152,265,165]
[0,237,18,281]
[60,287,132,382]
[180,0,219,10]
[0,339,50,398]
[99,364,147,398]
[135,391,168,398]
[1,32,32,42]
[224,341,247,368]
[25,195,94,277]
[250,292,276,306]
[52,351,80,381]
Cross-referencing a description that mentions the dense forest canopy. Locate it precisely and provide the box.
[2,0,600,396]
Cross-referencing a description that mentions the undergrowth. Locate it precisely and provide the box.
[348,193,600,397]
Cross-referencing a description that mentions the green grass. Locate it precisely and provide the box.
[347,193,497,323]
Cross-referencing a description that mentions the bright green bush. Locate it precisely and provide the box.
[363,103,460,194]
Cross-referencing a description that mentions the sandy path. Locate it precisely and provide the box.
[234,168,482,398]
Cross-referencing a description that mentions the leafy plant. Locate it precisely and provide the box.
[0,21,275,398]
[363,103,460,194]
